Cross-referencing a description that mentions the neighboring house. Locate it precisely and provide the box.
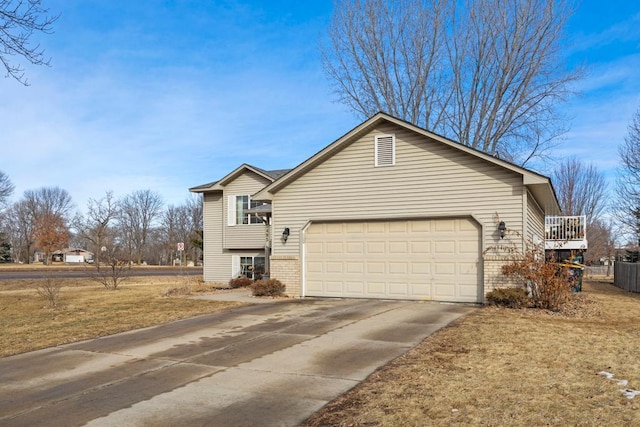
[191,112,561,303]
[53,248,94,263]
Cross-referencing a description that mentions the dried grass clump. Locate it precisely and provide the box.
[163,285,192,297]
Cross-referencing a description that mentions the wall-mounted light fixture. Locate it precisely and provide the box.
[498,221,506,239]
[282,227,290,243]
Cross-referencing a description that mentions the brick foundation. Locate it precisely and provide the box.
[270,255,301,297]
[483,255,520,296]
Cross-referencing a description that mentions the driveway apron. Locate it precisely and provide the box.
[0,297,475,426]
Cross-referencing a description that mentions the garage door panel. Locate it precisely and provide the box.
[305,219,481,302]
[346,242,365,254]
[366,282,386,295]
[388,241,408,253]
[410,241,430,253]
[435,241,455,254]
[410,284,431,297]
[307,261,323,273]
[389,283,409,295]
[346,262,364,273]
[366,262,385,274]
[325,281,343,293]
[325,223,343,234]
[389,222,408,233]
[326,242,343,253]
[435,220,455,232]
[459,240,479,253]
[345,281,365,293]
[346,222,365,233]
[435,262,455,275]
[325,262,343,273]
[411,262,430,274]
[366,222,386,233]
[388,262,408,274]
[366,241,385,253]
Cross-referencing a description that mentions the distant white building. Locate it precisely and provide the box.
[52,248,94,263]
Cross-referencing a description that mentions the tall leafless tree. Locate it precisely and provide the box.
[0,170,14,210]
[584,219,614,267]
[23,186,73,218]
[615,107,640,247]
[322,0,580,165]
[119,189,163,264]
[3,187,72,263]
[552,157,608,224]
[73,190,120,263]
[3,199,35,262]
[160,195,203,265]
[0,0,58,84]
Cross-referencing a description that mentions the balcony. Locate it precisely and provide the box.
[545,215,588,251]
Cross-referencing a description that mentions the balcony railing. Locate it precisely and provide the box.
[545,215,588,251]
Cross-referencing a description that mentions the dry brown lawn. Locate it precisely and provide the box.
[0,274,242,357]
[304,279,640,426]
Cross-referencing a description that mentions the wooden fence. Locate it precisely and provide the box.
[614,262,640,293]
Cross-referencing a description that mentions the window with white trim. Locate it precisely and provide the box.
[232,255,265,279]
[375,134,395,167]
[227,195,264,225]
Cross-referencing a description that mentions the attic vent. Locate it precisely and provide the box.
[375,134,395,167]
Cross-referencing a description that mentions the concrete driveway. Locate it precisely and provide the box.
[0,295,475,426]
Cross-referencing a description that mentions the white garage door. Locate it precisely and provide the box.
[305,218,481,302]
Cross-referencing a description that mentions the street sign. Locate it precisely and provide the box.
[177,242,185,251]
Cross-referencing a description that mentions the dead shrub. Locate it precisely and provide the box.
[228,276,253,288]
[35,275,63,308]
[250,279,286,297]
[502,251,572,311]
[486,287,530,308]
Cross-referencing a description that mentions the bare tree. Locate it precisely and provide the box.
[160,195,202,265]
[33,211,69,264]
[322,0,580,165]
[3,199,35,262]
[552,157,608,224]
[23,186,73,218]
[73,191,119,263]
[615,107,640,247]
[2,187,72,263]
[0,0,58,84]
[0,170,14,210]
[584,219,614,268]
[85,242,131,290]
[119,189,163,264]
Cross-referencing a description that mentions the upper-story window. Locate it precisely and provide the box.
[228,195,263,225]
[375,134,395,167]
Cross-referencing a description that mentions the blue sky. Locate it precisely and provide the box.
[1,0,639,214]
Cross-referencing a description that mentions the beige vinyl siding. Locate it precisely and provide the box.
[271,122,524,255]
[223,171,273,249]
[526,190,545,246]
[203,192,230,282]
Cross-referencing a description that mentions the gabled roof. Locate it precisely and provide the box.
[189,164,292,193]
[252,112,561,214]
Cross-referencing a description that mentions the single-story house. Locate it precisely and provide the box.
[53,248,94,263]
[191,112,560,303]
